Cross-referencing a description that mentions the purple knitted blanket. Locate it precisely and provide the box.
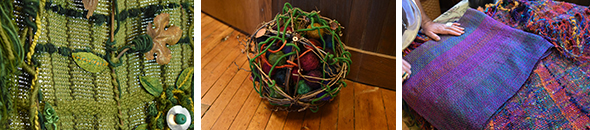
[402,9,553,129]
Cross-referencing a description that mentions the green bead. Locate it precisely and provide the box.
[175,114,187,124]
[297,80,310,95]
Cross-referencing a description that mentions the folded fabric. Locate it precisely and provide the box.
[403,8,553,129]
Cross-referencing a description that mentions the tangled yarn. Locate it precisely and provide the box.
[43,103,59,130]
[484,0,590,61]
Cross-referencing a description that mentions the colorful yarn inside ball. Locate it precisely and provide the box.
[297,80,311,95]
[262,61,273,76]
[306,23,326,39]
[316,91,332,101]
[322,34,333,51]
[270,87,285,98]
[282,46,293,54]
[273,68,287,86]
[290,67,300,83]
[305,70,322,90]
[323,63,338,77]
[268,51,286,66]
[299,51,319,72]
[308,38,321,48]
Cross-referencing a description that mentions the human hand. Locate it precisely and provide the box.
[402,59,411,80]
[422,21,465,41]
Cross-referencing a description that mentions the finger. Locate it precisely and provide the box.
[448,27,465,35]
[402,59,411,67]
[402,60,411,74]
[446,29,462,36]
[403,67,410,74]
[439,28,461,36]
[450,23,465,31]
[403,63,411,69]
[453,25,465,31]
[402,67,411,75]
[425,31,441,41]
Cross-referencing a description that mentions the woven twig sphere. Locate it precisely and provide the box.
[246,3,351,112]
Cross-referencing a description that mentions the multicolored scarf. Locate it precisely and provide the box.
[485,49,590,129]
[484,0,590,61]
[482,0,590,129]
[403,8,553,129]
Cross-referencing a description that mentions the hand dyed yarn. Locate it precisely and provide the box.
[1,0,195,129]
[484,0,590,61]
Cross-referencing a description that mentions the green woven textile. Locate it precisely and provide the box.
[3,0,194,129]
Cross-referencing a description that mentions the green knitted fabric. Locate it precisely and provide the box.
[5,0,194,129]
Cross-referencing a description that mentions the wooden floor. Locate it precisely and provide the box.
[201,12,397,130]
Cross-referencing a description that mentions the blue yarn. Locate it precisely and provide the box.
[322,34,333,51]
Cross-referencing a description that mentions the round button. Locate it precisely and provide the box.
[167,105,191,130]
[175,114,187,124]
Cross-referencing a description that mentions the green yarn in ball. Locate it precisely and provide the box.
[297,80,311,95]
[268,51,286,66]
[270,87,285,99]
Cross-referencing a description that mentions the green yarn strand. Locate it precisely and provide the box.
[0,1,26,126]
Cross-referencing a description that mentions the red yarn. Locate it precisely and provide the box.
[291,67,300,83]
[308,39,321,47]
[299,50,319,72]
[262,62,274,76]
[305,70,322,90]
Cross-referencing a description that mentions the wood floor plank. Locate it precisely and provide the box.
[201,55,249,105]
[201,14,228,39]
[201,26,234,59]
[319,95,339,130]
[265,110,289,130]
[201,75,249,129]
[201,39,246,97]
[354,82,388,130]
[210,79,255,130]
[247,101,274,130]
[201,53,243,97]
[200,16,226,36]
[282,111,306,130]
[381,89,396,130]
[228,85,264,130]
[202,104,211,116]
[338,80,355,130]
[201,25,231,52]
[201,29,238,67]
[201,31,242,77]
[201,21,229,44]
[201,14,215,29]
[301,110,321,130]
